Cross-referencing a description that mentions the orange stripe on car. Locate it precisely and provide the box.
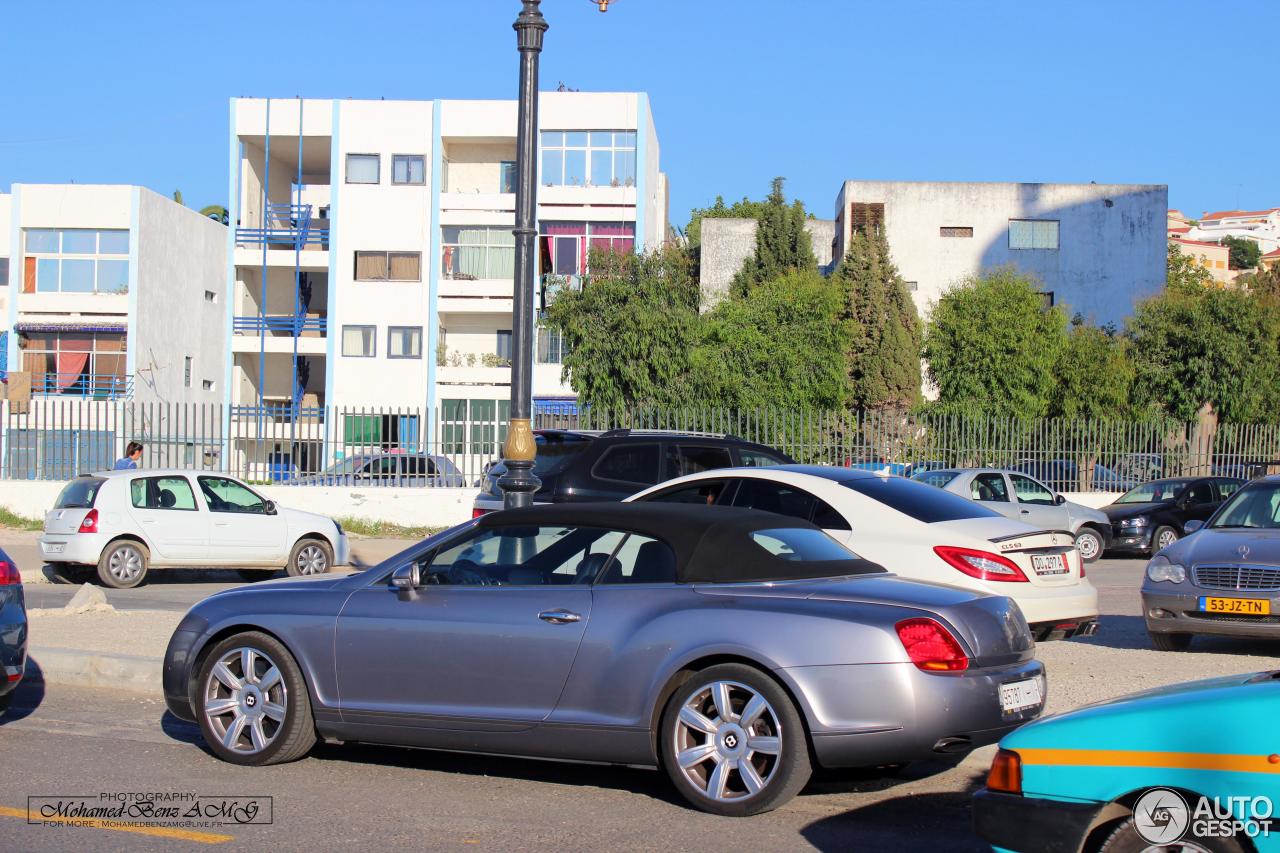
[1018,748,1280,775]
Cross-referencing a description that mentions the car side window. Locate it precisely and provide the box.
[592,443,662,485]
[1216,479,1243,500]
[737,449,785,468]
[1010,474,1055,505]
[668,445,733,477]
[731,478,817,523]
[642,480,729,505]
[421,524,622,586]
[597,534,677,585]
[368,457,398,477]
[130,476,198,511]
[198,477,268,514]
[971,473,1010,502]
[403,456,435,476]
[810,498,851,531]
[1186,481,1215,505]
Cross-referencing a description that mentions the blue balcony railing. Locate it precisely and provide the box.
[34,373,133,400]
[235,203,328,249]
[233,315,328,335]
[231,404,325,422]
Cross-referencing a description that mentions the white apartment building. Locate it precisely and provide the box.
[227,93,665,469]
[2,185,226,405]
[832,181,1168,326]
[1185,208,1280,257]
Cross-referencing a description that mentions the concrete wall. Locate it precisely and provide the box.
[834,180,1168,326]
[699,218,757,309]
[0,479,479,529]
[805,218,836,271]
[133,188,227,403]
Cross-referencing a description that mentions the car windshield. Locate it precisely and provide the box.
[1210,483,1280,529]
[55,477,104,509]
[910,470,957,488]
[1115,480,1191,504]
[842,476,1000,522]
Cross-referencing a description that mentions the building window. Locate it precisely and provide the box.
[342,325,376,357]
[540,131,637,188]
[904,281,919,292]
[202,379,215,391]
[1039,292,1055,309]
[203,290,217,303]
[1009,219,1059,250]
[23,229,129,294]
[441,227,515,280]
[536,325,568,364]
[0,257,8,286]
[354,251,421,281]
[388,326,423,359]
[939,226,973,238]
[496,330,512,363]
[19,331,127,397]
[392,155,426,185]
[849,203,885,237]
[539,221,636,277]
[184,356,192,388]
[500,161,517,193]
[345,154,380,184]
[441,398,510,456]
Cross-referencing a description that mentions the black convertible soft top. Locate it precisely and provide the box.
[478,502,885,583]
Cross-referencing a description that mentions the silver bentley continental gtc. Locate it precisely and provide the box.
[164,503,1045,816]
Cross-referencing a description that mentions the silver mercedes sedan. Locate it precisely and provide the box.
[164,503,1045,816]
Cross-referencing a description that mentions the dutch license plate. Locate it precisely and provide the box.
[999,678,1043,713]
[1200,596,1271,616]
[1031,553,1069,576]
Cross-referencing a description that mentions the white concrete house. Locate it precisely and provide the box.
[1185,208,1280,257]
[832,181,1168,326]
[227,93,666,470]
[3,184,226,405]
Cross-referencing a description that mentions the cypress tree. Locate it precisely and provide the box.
[732,178,814,296]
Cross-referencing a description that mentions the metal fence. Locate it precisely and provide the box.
[3,399,1280,491]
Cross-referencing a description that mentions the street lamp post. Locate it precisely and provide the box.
[497,0,550,509]
[499,0,611,509]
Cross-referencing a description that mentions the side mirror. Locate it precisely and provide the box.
[1054,494,1066,505]
[264,500,277,515]
[1184,519,1204,535]
[391,564,422,600]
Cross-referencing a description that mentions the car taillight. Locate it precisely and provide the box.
[472,508,488,519]
[986,748,1022,794]
[933,545,1028,582]
[78,509,99,534]
[0,561,19,585]
[895,617,969,672]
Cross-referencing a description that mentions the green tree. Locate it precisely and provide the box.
[1239,262,1280,301]
[1051,322,1135,420]
[172,189,184,205]
[199,204,230,225]
[1220,235,1263,270]
[542,246,700,411]
[832,230,921,411]
[690,269,849,412]
[922,267,1068,418]
[732,177,813,295]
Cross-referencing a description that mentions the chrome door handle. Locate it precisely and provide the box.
[1020,510,1030,514]
[538,610,582,624]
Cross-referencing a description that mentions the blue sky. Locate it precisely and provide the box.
[2,1,1275,224]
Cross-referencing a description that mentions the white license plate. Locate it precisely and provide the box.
[1031,553,1069,576]
[45,542,65,554]
[999,677,1043,713]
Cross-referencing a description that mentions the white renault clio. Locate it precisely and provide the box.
[39,469,349,588]
[629,465,1098,640]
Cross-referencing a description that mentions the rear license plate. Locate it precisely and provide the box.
[1031,554,1069,576]
[1199,596,1270,615]
[999,677,1043,713]
[44,542,65,554]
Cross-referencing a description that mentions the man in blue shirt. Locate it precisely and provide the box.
[113,441,143,470]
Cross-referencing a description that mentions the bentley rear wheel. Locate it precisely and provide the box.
[660,663,811,816]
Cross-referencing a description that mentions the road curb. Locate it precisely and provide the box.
[26,645,162,694]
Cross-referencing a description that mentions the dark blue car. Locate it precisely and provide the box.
[0,548,26,714]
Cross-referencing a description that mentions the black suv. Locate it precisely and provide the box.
[472,429,795,514]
